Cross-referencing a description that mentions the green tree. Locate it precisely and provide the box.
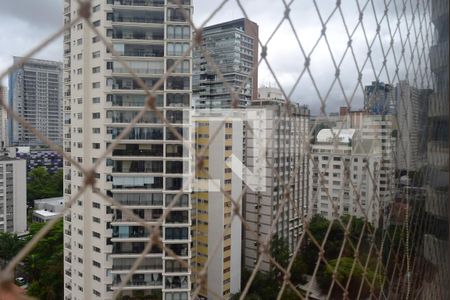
[316,257,383,299]
[290,256,308,285]
[0,232,24,267]
[27,167,63,205]
[270,235,290,269]
[25,220,63,300]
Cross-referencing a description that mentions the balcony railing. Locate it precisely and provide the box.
[109,0,164,7]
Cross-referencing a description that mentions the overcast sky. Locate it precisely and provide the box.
[0,0,429,114]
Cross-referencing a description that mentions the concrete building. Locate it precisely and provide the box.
[0,156,26,234]
[421,0,449,298]
[364,81,395,115]
[244,98,310,272]
[192,114,243,299]
[8,57,63,147]
[395,80,431,172]
[63,1,193,299]
[33,196,64,223]
[193,18,259,109]
[0,87,7,148]
[309,115,396,228]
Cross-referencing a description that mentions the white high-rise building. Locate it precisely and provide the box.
[63,1,193,299]
[0,156,27,234]
[8,57,63,147]
[244,97,310,272]
[309,115,395,227]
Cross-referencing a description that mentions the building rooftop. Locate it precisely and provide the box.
[33,210,60,218]
[316,128,356,144]
[34,197,64,206]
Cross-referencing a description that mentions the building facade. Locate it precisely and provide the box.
[63,1,193,299]
[192,115,243,299]
[193,18,259,109]
[422,0,449,298]
[0,156,26,234]
[364,81,395,115]
[0,87,7,148]
[244,99,309,272]
[309,114,395,228]
[8,57,63,147]
[395,80,430,172]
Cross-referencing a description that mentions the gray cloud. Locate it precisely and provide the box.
[0,0,430,115]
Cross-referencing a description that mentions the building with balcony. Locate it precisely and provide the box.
[364,81,395,115]
[244,97,310,272]
[8,57,63,147]
[191,114,243,299]
[193,18,259,109]
[421,0,449,298]
[309,115,395,228]
[0,87,7,148]
[63,1,193,299]
[0,156,26,234]
[395,80,431,172]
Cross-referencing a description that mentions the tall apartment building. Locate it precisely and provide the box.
[0,156,26,234]
[395,80,430,172]
[0,87,7,148]
[364,81,395,115]
[422,0,449,298]
[193,18,259,109]
[309,115,395,228]
[192,114,243,299]
[8,57,63,147]
[63,1,193,299]
[244,97,310,272]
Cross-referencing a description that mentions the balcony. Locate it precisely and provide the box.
[112,144,163,157]
[112,160,163,173]
[109,0,165,7]
[166,211,189,224]
[112,28,164,41]
[112,208,162,222]
[112,257,162,271]
[430,40,449,72]
[112,242,162,255]
[167,93,190,107]
[112,193,163,206]
[424,234,449,266]
[165,276,189,289]
[108,94,164,107]
[112,176,164,190]
[112,274,163,289]
[428,93,449,118]
[112,225,151,238]
[109,78,163,91]
[165,227,189,240]
[427,141,449,168]
[165,243,189,257]
[109,11,164,24]
[431,0,449,25]
[425,186,448,219]
[107,110,161,124]
[165,194,189,208]
[113,44,164,58]
[108,127,164,141]
[166,161,188,174]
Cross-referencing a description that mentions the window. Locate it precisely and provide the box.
[92,113,100,119]
[92,36,99,43]
[92,4,100,12]
[93,231,100,238]
[77,23,83,30]
[76,38,82,45]
[92,143,100,149]
[92,66,100,73]
[93,290,101,297]
[93,128,100,134]
[92,97,100,103]
[92,82,100,88]
[93,202,100,209]
[93,217,100,223]
[77,53,82,60]
[93,20,101,27]
[92,51,100,58]
[93,261,101,268]
[93,246,101,253]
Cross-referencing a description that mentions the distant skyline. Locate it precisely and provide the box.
[0,0,428,114]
